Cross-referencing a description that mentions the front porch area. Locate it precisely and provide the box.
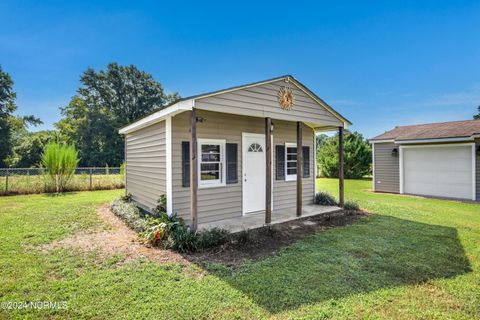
[198,204,342,233]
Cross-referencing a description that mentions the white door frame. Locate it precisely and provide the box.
[242,132,274,215]
[399,143,476,200]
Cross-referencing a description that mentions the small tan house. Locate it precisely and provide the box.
[371,119,480,201]
[119,75,351,230]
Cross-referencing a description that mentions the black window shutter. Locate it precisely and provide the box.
[302,146,310,178]
[181,141,190,187]
[276,145,285,180]
[226,143,238,184]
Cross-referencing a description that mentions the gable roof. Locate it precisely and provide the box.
[371,119,480,142]
[119,75,351,134]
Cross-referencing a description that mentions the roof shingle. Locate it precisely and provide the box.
[371,119,480,141]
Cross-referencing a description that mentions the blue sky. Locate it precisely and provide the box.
[1,0,479,138]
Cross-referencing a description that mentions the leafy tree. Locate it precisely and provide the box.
[0,66,42,167]
[11,130,61,167]
[317,131,372,179]
[0,65,18,167]
[316,133,329,151]
[56,63,179,166]
[474,106,480,120]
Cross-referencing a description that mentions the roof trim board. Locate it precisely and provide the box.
[370,136,476,144]
[119,99,194,134]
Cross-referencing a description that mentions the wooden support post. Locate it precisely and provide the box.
[296,122,303,217]
[338,127,345,207]
[265,117,272,224]
[190,108,198,230]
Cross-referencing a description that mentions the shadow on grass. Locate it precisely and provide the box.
[211,215,471,314]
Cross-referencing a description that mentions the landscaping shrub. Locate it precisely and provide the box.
[112,195,231,252]
[152,195,167,215]
[168,227,199,252]
[41,142,79,192]
[315,191,338,206]
[344,200,360,211]
[111,197,149,232]
[142,216,230,252]
[197,228,230,248]
[235,229,251,244]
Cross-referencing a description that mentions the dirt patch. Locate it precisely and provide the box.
[184,211,366,267]
[45,205,188,265]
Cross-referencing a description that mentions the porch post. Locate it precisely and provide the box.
[338,126,345,207]
[190,108,198,230]
[296,121,302,217]
[265,117,272,224]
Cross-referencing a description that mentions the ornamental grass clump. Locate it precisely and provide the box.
[344,200,360,211]
[315,191,338,206]
[41,143,79,192]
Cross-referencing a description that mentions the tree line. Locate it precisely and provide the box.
[1,63,479,171]
[316,132,372,179]
[0,63,179,168]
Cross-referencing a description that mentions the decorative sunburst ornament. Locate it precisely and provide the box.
[277,79,294,110]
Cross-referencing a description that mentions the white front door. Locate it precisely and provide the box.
[243,133,266,214]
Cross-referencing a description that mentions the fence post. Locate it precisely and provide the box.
[5,168,9,195]
[89,168,93,191]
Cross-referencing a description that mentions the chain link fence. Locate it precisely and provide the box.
[0,167,124,195]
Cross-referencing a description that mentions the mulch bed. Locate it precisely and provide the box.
[44,205,366,269]
[184,210,367,267]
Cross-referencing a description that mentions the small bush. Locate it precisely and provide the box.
[121,193,132,202]
[197,228,230,248]
[112,196,230,252]
[153,195,167,215]
[235,229,251,244]
[315,191,338,206]
[344,200,360,211]
[142,214,230,252]
[111,197,149,232]
[169,227,199,252]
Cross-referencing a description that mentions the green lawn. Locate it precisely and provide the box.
[0,180,479,319]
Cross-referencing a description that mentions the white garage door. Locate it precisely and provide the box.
[402,145,474,200]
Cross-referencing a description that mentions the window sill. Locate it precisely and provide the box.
[198,183,227,189]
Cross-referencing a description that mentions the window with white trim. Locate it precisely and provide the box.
[198,139,226,187]
[285,143,297,181]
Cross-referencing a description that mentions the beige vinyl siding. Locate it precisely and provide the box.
[171,110,315,224]
[373,142,400,193]
[126,121,166,209]
[195,79,343,127]
[273,120,315,210]
[476,139,479,201]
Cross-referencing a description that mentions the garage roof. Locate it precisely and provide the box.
[371,119,480,142]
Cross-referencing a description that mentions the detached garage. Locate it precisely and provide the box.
[371,119,480,201]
